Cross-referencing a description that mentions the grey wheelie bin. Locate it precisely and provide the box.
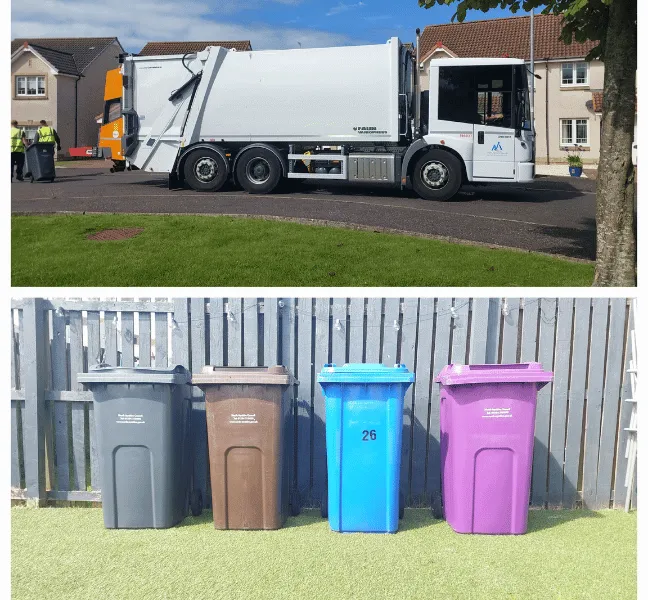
[78,365,203,529]
[24,143,55,182]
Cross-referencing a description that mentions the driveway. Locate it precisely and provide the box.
[11,167,596,260]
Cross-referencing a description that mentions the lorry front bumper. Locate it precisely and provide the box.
[517,162,535,182]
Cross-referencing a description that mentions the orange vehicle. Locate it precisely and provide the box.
[98,67,125,171]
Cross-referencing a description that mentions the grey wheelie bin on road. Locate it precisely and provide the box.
[78,365,203,529]
[24,143,55,182]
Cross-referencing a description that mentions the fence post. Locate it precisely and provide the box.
[22,298,48,507]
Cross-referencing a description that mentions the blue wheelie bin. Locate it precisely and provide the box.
[317,363,414,533]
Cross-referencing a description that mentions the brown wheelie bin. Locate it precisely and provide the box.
[191,366,299,530]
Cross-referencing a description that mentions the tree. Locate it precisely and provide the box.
[419,0,637,286]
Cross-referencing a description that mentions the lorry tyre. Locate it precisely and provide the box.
[412,149,462,201]
[183,148,228,192]
[236,148,282,194]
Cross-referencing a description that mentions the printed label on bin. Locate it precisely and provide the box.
[229,413,258,424]
[482,407,512,419]
[116,413,146,425]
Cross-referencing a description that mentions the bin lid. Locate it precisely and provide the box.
[435,363,553,386]
[317,363,415,384]
[77,364,189,385]
[191,365,294,386]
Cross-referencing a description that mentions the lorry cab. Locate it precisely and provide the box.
[425,58,534,183]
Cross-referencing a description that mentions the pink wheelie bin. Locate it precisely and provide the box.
[435,363,553,535]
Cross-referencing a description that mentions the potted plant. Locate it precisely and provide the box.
[566,145,583,177]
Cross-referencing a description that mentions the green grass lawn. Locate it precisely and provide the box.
[11,214,594,286]
[11,508,635,600]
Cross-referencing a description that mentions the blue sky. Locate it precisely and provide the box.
[12,0,537,52]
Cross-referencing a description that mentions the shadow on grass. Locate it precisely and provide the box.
[526,509,603,533]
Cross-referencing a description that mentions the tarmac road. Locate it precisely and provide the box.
[11,167,596,260]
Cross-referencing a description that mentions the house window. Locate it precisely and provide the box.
[561,118,589,146]
[22,126,39,144]
[16,75,46,97]
[561,62,589,86]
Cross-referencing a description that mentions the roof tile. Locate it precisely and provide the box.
[138,41,252,56]
[420,14,597,62]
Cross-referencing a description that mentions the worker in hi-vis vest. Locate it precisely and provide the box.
[10,120,27,181]
[34,120,61,151]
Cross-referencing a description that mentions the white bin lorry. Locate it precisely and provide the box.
[119,33,534,201]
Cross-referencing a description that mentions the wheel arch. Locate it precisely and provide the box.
[176,143,230,180]
[403,142,468,186]
[232,143,287,185]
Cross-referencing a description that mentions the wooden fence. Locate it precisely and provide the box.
[10,297,637,511]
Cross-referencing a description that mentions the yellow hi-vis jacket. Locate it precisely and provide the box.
[11,127,25,153]
[37,126,56,143]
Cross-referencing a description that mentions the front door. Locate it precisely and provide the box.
[473,125,516,179]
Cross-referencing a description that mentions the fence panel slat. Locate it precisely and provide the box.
[382,298,400,366]
[500,298,520,363]
[312,299,330,504]
[331,299,346,365]
[296,298,313,502]
[11,311,17,390]
[548,298,574,507]
[69,311,86,491]
[531,298,557,507]
[595,298,626,509]
[154,307,168,368]
[614,304,634,508]
[399,298,418,504]
[227,298,243,367]
[348,298,365,363]
[87,310,102,492]
[520,299,539,362]
[243,298,259,367]
[263,299,279,367]
[365,299,382,363]
[563,298,590,507]
[120,312,135,368]
[428,298,452,499]
[450,299,469,364]
[138,305,152,368]
[469,299,490,363]
[582,298,609,509]
[209,298,224,367]
[282,299,297,505]
[411,299,434,505]
[104,311,118,366]
[51,310,69,491]
[190,298,206,372]
[486,298,502,363]
[11,401,21,488]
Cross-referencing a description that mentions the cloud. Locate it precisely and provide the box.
[326,2,365,17]
[11,0,362,51]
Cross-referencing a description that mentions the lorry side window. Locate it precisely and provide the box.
[438,66,479,125]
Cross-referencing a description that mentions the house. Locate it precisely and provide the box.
[137,40,252,55]
[418,14,623,164]
[11,37,124,154]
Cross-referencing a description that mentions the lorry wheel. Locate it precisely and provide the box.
[183,149,228,192]
[236,148,282,194]
[412,149,462,201]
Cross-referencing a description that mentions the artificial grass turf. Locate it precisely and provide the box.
[11,508,635,600]
[11,214,594,286]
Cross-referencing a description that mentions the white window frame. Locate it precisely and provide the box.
[561,62,589,87]
[560,118,590,147]
[15,75,46,97]
[22,126,39,144]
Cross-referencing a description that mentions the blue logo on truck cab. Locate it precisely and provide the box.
[492,142,503,152]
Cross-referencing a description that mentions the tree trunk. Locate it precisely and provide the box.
[594,0,637,286]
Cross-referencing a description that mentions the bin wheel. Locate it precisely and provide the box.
[431,491,444,520]
[30,176,34,183]
[399,491,405,520]
[190,489,203,517]
[321,489,328,519]
[50,177,55,183]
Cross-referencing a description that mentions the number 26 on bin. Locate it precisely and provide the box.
[362,429,377,441]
